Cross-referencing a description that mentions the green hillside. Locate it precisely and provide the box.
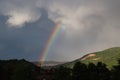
[60,47,120,69]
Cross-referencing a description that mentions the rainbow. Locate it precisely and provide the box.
[38,21,62,66]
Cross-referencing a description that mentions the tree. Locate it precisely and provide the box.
[10,60,39,80]
[72,61,88,80]
[96,62,110,80]
[111,59,120,80]
[53,66,72,80]
[88,63,98,80]
[0,64,4,80]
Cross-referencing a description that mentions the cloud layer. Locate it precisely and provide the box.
[0,0,120,61]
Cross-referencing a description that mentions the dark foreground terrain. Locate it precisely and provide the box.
[0,59,120,80]
[1,47,120,80]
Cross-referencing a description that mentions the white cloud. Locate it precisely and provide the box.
[6,10,40,27]
[0,0,41,27]
[7,11,31,27]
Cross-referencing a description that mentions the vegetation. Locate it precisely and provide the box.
[0,59,40,80]
[52,60,120,80]
[0,59,120,80]
[1,47,120,80]
[60,47,120,69]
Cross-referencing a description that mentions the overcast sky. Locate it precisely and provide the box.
[0,0,120,61]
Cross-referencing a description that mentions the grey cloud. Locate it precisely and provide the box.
[0,0,120,61]
[46,0,120,61]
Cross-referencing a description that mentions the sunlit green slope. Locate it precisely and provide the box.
[60,47,120,69]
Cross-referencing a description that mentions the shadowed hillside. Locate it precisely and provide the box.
[0,59,40,80]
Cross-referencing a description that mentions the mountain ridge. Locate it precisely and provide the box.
[59,47,120,69]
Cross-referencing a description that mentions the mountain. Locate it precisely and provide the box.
[0,59,40,80]
[59,47,120,69]
[33,61,65,67]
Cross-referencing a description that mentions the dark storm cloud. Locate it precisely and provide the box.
[0,9,55,61]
